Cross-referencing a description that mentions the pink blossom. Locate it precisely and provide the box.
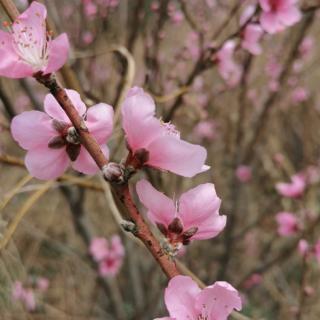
[82,31,94,45]
[155,275,242,320]
[275,174,306,198]
[291,87,309,104]
[241,24,263,55]
[0,2,69,78]
[240,5,257,26]
[193,120,217,142]
[121,87,209,177]
[12,281,36,311]
[89,235,125,278]
[243,273,263,289]
[276,212,299,236]
[216,41,242,87]
[36,277,49,292]
[236,165,252,183]
[11,89,113,180]
[259,0,301,34]
[136,179,226,248]
[298,239,309,256]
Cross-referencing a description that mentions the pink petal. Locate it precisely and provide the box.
[0,30,34,78]
[25,147,69,180]
[121,87,163,151]
[196,281,242,320]
[178,184,226,240]
[136,179,175,226]
[147,136,208,177]
[278,6,301,26]
[11,111,56,150]
[89,237,109,262]
[259,0,271,11]
[72,144,108,175]
[12,2,47,44]
[164,276,200,319]
[44,89,86,121]
[23,289,36,311]
[260,12,284,34]
[45,33,70,74]
[86,103,114,144]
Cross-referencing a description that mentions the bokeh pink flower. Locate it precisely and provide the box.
[90,235,125,277]
[275,174,306,198]
[275,212,299,236]
[259,0,301,34]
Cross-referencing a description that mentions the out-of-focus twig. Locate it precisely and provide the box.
[0,180,54,250]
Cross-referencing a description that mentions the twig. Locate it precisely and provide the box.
[0,180,54,250]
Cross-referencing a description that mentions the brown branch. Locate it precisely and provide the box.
[115,184,180,279]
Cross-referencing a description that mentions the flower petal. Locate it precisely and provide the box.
[121,87,163,151]
[45,33,70,74]
[72,144,108,175]
[86,103,114,144]
[25,147,69,180]
[164,276,200,319]
[11,111,56,150]
[260,12,284,34]
[278,6,301,26]
[136,179,175,226]
[44,89,86,122]
[0,30,34,78]
[147,136,208,177]
[196,281,242,320]
[178,183,226,240]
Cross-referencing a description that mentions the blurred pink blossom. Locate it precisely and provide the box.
[243,273,263,289]
[82,31,94,45]
[240,5,257,26]
[259,0,301,34]
[275,174,306,198]
[11,90,113,180]
[216,41,242,87]
[90,235,125,277]
[12,281,36,311]
[0,2,69,78]
[136,179,226,248]
[276,212,299,236]
[299,36,314,59]
[155,275,242,320]
[241,24,264,55]
[36,277,49,292]
[314,240,320,264]
[121,87,209,177]
[193,120,217,142]
[298,239,309,256]
[291,87,309,104]
[236,165,252,183]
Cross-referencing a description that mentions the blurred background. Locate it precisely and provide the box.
[1,0,320,319]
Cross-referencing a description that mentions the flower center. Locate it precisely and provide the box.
[6,14,50,69]
[48,120,81,161]
[160,120,180,138]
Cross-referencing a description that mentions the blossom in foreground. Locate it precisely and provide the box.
[121,87,209,177]
[241,24,264,55]
[275,174,306,198]
[136,179,226,249]
[275,212,299,236]
[0,2,69,78]
[259,0,301,34]
[236,165,252,183]
[11,89,113,180]
[155,275,242,320]
[90,235,125,277]
[216,40,242,87]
